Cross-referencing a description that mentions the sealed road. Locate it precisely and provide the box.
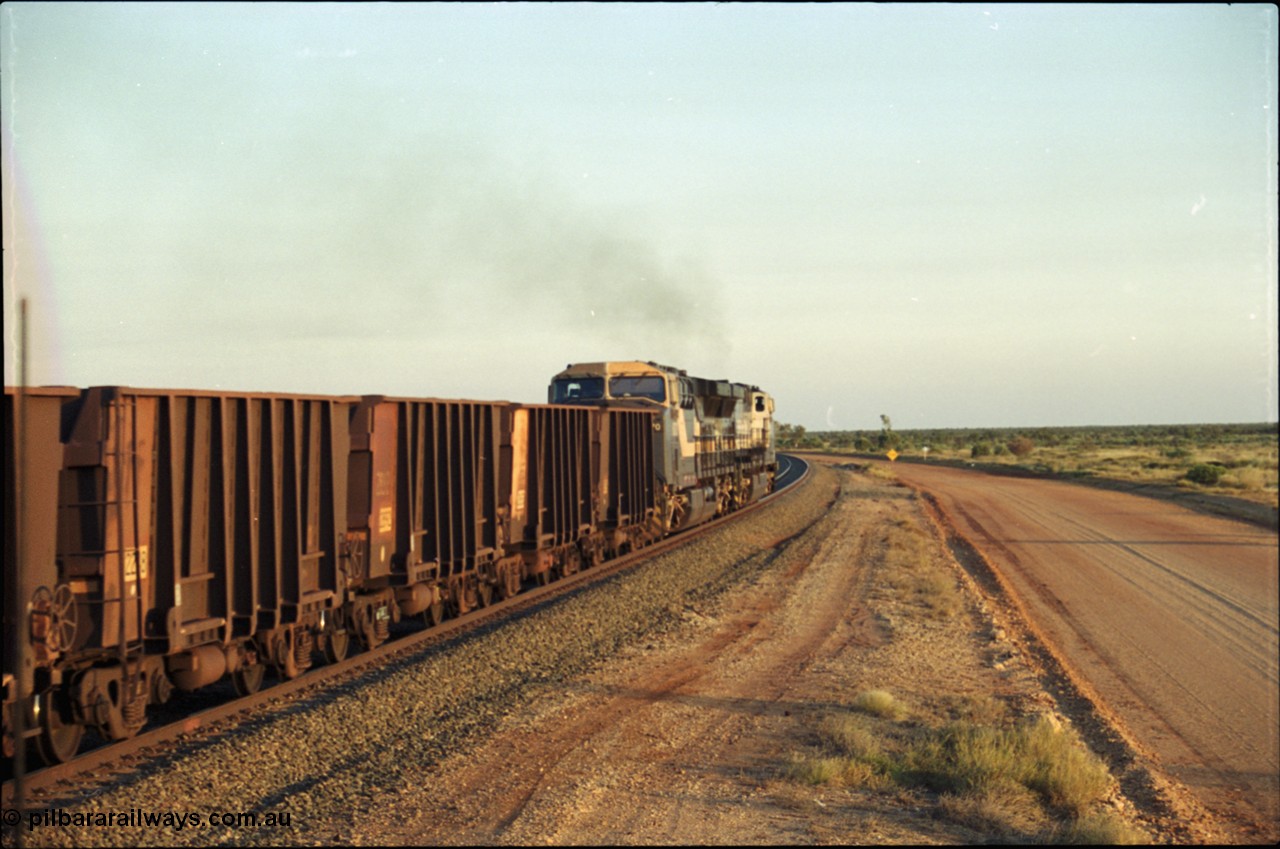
[887,461,1278,841]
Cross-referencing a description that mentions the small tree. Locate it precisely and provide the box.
[878,414,895,448]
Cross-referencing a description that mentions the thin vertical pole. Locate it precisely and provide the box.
[11,297,30,846]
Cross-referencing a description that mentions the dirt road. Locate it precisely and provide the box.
[887,460,1280,842]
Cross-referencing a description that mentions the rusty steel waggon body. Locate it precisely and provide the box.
[3,363,774,766]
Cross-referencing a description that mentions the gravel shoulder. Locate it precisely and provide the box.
[9,463,1164,846]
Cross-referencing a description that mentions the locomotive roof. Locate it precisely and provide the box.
[554,361,767,396]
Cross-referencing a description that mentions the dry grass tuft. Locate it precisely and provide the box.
[818,712,882,759]
[1053,810,1150,844]
[946,693,1009,726]
[864,463,899,481]
[938,784,1048,837]
[901,715,1111,817]
[785,751,891,790]
[787,754,845,786]
[853,689,909,721]
[785,703,1132,840]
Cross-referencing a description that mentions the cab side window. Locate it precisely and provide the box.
[680,378,695,409]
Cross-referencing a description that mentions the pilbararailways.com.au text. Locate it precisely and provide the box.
[5,807,292,833]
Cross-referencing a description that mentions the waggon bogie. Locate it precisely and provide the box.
[347,588,398,650]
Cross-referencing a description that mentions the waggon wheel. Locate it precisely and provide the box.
[34,690,82,765]
[421,600,445,627]
[232,663,265,696]
[499,567,521,600]
[323,607,349,664]
[323,629,349,664]
[447,577,473,617]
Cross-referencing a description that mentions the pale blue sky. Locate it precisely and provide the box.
[3,3,1276,429]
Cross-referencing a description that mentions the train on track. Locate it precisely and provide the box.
[3,361,775,765]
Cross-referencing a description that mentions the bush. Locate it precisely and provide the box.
[1185,463,1225,486]
[1018,716,1111,814]
[1008,436,1035,458]
[1224,467,1265,490]
[972,442,994,458]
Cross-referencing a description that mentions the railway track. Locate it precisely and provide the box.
[2,455,809,809]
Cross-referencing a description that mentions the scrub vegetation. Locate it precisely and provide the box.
[787,696,1148,843]
[778,422,1278,507]
[881,518,963,620]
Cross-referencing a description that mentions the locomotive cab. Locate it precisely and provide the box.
[550,363,669,406]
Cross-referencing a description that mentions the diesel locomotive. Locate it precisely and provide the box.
[550,361,777,529]
[3,362,775,765]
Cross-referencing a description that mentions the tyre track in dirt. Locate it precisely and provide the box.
[888,460,1280,843]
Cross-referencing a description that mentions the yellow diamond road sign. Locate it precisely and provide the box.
[886,449,899,462]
